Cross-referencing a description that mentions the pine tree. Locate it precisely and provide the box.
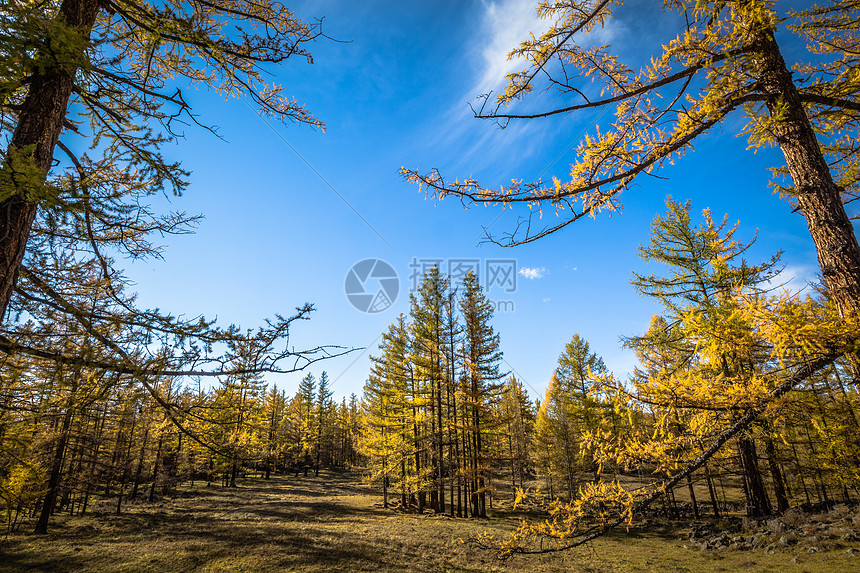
[410,266,449,512]
[499,376,535,493]
[459,270,504,517]
[361,317,412,507]
[314,372,333,476]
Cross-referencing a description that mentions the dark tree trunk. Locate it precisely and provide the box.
[756,30,860,322]
[704,463,720,518]
[764,435,790,512]
[686,473,700,520]
[790,441,812,504]
[401,459,407,508]
[131,425,150,499]
[230,459,238,488]
[0,0,101,319]
[149,431,164,502]
[34,405,74,534]
[436,375,445,514]
[382,459,388,508]
[738,437,772,517]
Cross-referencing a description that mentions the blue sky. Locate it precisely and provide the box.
[124,0,829,403]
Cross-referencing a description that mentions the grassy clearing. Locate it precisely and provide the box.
[1,471,858,572]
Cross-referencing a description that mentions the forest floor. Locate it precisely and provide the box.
[1,471,859,572]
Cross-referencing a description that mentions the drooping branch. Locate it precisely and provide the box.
[502,349,840,558]
[404,93,761,246]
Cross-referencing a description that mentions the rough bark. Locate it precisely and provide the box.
[755,30,860,321]
[0,0,101,320]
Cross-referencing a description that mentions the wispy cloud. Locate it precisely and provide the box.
[415,1,621,177]
[475,0,619,95]
[764,264,817,296]
[476,0,548,94]
[519,266,546,280]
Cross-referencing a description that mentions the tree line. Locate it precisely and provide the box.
[0,360,362,534]
[0,0,350,535]
[361,202,860,536]
[361,267,507,517]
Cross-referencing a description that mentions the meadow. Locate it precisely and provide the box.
[2,471,859,573]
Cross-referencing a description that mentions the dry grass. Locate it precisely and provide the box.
[1,471,858,572]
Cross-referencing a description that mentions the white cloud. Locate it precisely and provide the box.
[519,266,546,280]
[475,0,619,94]
[476,0,548,94]
[764,264,817,296]
[542,297,551,303]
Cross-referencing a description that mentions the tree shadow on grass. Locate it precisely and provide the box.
[0,471,495,573]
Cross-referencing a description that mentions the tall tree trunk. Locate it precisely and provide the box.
[756,29,860,323]
[382,458,388,508]
[401,459,407,508]
[764,435,790,512]
[704,463,720,518]
[230,458,239,488]
[738,437,773,517]
[686,473,700,520]
[131,425,150,499]
[82,403,107,514]
[34,405,74,534]
[802,419,830,502]
[790,441,812,504]
[149,430,164,502]
[0,0,102,319]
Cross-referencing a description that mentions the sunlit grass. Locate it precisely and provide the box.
[1,471,858,572]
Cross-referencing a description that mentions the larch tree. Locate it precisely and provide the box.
[624,199,783,516]
[1,0,322,317]
[261,385,287,478]
[459,270,504,518]
[534,335,608,500]
[555,334,609,479]
[409,265,449,513]
[362,316,412,507]
[501,203,854,555]
[297,372,316,475]
[403,0,860,319]
[402,0,860,554]
[313,371,333,476]
[0,1,344,483]
[498,375,535,494]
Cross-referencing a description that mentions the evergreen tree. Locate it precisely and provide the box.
[361,317,412,507]
[410,266,449,512]
[499,376,535,493]
[314,372,333,476]
[459,270,504,517]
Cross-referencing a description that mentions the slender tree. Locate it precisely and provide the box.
[459,270,504,517]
